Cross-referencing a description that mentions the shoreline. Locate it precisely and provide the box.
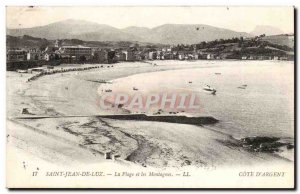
[7,61,294,168]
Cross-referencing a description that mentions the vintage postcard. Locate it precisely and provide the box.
[6,6,295,189]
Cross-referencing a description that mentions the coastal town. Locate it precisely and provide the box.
[7,33,294,71]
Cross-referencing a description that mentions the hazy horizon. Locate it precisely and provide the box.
[6,6,294,34]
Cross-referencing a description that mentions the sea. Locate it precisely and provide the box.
[108,60,294,140]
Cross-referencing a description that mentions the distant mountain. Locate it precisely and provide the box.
[134,24,250,44]
[250,25,284,36]
[122,26,151,38]
[7,19,252,44]
[7,19,140,42]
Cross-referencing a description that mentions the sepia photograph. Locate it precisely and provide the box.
[5,6,295,189]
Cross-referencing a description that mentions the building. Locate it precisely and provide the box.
[7,50,27,61]
[122,50,135,61]
[107,49,117,63]
[163,52,174,60]
[156,51,163,60]
[134,51,143,61]
[42,46,59,61]
[27,48,42,61]
[249,56,256,60]
[207,54,215,60]
[279,56,288,60]
[115,52,126,61]
[193,53,199,60]
[60,45,92,61]
[148,52,157,60]
[178,53,185,60]
[93,49,107,63]
[54,40,61,48]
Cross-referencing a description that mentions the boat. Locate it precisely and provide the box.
[203,85,215,91]
[17,69,27,73]
[238,84,248,89]
[133,87,138,91]
[203,85,217,95]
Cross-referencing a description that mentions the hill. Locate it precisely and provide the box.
[250,25,284,36]
[6,35,167,50]
[7,19,251,44]
[260,34,294,48]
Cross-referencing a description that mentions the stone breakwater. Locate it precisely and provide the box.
[98,114,219,126]
[27,64,112,82]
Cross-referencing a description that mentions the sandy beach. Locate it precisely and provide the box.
[7,61,294,168]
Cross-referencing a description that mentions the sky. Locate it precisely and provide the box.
[6,6,294,33]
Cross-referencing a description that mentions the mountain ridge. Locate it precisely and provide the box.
[7,19,253,44]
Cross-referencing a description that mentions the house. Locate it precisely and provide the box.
[279,56,288,60]
[149,52,157,60]
[249,56,255,60]
[116,52,126,61]
[134,52,143,61]
[93,49,107,63]
[42,47,58,61]
[187,54,194,60]
[156,51,162,60]
[122,50,135,61]
[163,52,174,60]
[44,53,52,61]
[107,49,117,63]
[178,53,185,60]
[27,48,42,61]
[7,49,27,61]
[241,56,247,60]
[207,54,215,60]
[193,54,199,60]
[59,45,92,61]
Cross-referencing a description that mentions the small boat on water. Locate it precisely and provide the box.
[238,84,248,89]
[203,85,215,91]
[203,85,217,95]
[133,87,138,91]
